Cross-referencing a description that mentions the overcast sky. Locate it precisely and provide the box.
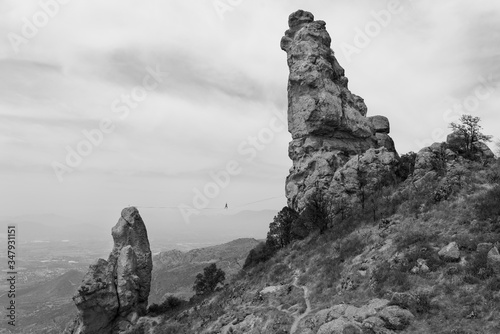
[1,0,499,228]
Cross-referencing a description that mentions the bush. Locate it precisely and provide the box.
[466,250,494,280]
[267,207,299,249]
[193,263,225,295]
[372,261,411,296]
[148,296,184,316]
[474,185,500,220]
[401,243,444,272]
[487,277,500,291]
[396,230,436,251]
[396,152,417,181]
[243,242,276,269]
[299,189,332,234]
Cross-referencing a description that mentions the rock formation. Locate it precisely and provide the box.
[281,10,398,210]
[65,207,152,334]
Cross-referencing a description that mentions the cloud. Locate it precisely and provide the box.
[0,0,498,225]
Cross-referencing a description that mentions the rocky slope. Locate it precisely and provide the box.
[280,10,397,210]
[64,207,152,334]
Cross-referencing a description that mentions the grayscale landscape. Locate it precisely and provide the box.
[1,1,499,334]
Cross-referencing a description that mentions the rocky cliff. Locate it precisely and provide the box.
[280,10,398,210]
[65,207,152,334]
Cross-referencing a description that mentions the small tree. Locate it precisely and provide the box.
[299,189,332,234]
[193,263,225,296]
[267,207,299,249]
[396,152,417,181]
[449,114,492,154]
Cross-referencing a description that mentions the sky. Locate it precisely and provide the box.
[0,0,499,230]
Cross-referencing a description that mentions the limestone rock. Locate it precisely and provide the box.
[377,306,414,330]
[369,116,390,134]
[66,207,152,334]
[281,9,397,210]
[317,318,362,334]
[330,147,399,199]
[438,242,460,262]
[487,247,500,275]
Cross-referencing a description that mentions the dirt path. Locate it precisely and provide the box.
[289,270,312,334]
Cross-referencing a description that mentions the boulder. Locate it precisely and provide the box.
[377,306,414,330]
[317,318,362,334]
[369,116,390,134]
[281,9,397,210]
[438,242,460,262]
[65,207,152,334]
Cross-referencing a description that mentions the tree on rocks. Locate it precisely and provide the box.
[449,114,492,155]
[193,263,225,296]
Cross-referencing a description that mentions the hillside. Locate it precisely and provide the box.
[150,238,260,303]
[126,152,500,334]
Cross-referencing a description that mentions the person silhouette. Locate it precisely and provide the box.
[224,203,228,209]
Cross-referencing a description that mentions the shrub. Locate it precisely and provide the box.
[372,261,411,296]
[267,206,299,249]
[148,296,184,316]
[193,263,225,295]
[243,242,276,269]
[396,152,417,181]
[402,244,444,272]
[487,277,500,291]
[299,189,332,234]
[338,234,366,260]
[466,250,494,280]
[473,185,500,220]
[396,230,436,251]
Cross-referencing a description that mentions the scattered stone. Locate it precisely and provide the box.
[438,242,460,262]
[411,258,430,274]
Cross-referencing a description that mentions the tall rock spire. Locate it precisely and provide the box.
[281,10,397,210]
[65,207,153,334]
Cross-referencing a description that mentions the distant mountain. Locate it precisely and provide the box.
[146,209,276,244]
[149,238,260,303]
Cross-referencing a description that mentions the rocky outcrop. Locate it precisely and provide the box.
[280,10,397,210]
[65,207,152,334]
[447,131,495,160]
